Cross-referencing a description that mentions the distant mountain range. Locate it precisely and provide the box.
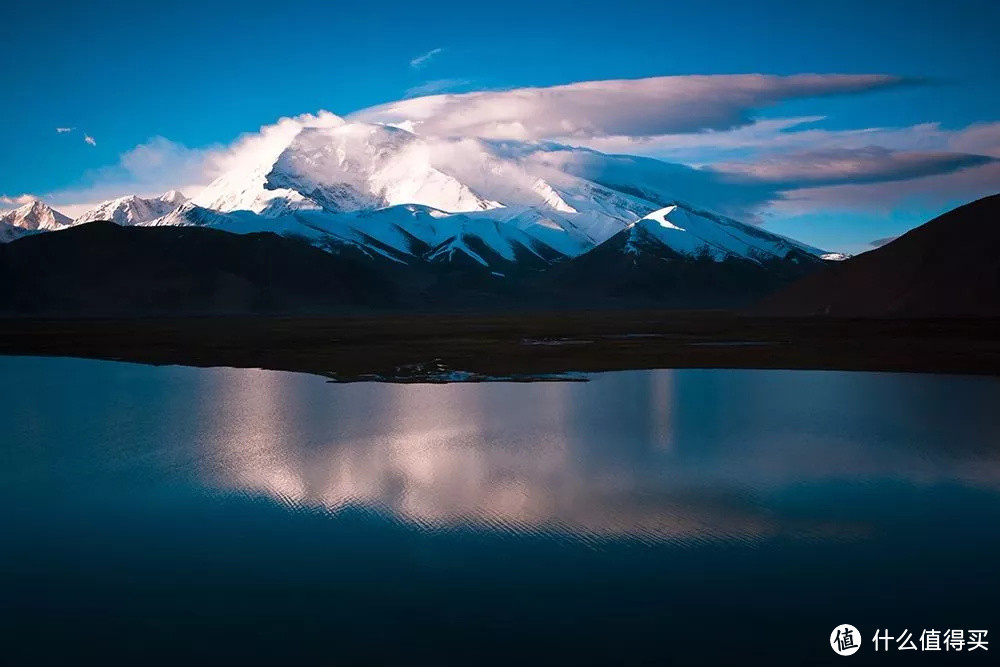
[0,116,844,313]
[5,115,993,316]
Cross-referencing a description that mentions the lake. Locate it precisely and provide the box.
[2,356,999,664]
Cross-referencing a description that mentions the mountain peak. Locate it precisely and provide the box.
[0,199,72,232]
[264,121,503,214]
[158,190,187,206]
[74,192,188,226]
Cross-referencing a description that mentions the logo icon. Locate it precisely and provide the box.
[831,624,861,656]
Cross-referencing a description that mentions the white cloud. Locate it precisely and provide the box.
[0,194,39,210]
[740,122,1000,214]
[56,127,73,134]
[714,147,994,186]
[84,135,96,146]
[353,74,905,140]
[409,47,443,69]
[945,121,1000,157]
[771,161,1000,215]
[204,110,344,176]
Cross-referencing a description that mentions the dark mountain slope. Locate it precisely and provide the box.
[0,221,397,316]
[760,194,1000,317]
[541,223,825,309]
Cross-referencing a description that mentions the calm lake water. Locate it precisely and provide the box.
[2,356,999,664]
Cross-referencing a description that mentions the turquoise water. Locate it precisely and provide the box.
[2,357,999,664]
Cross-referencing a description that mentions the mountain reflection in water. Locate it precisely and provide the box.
[191,364,1000,544]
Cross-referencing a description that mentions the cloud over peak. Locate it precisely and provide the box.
[354,74,906,140]
[0,194,40,209]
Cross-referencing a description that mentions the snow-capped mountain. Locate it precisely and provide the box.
[1,113,835,281]
[0,200,71,241]
[622,205,825,264]
[74,190,188,226]
[1,199,72,231]
[268,124,503,214]
[141,116,826,270]
[545,203,828,307]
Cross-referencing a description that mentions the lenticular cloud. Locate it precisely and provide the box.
[352,74,904,141]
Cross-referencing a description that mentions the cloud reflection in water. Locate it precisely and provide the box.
[195,369,1000,544]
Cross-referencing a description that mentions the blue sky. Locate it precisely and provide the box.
[2,0,998,252]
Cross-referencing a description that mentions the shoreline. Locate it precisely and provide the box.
[2,312,1000,381]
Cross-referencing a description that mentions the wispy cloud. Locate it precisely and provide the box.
[742,122,1000,214]
[84,135,97,146]
[564,116,829,162]
[612,119,1000,165]
[354,74,907,140]
[772,161,1000,215]
[714,147,995,187]
[56,127,74,134]
[409,47,443,69]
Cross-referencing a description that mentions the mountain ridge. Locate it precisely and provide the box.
[0,114,850,310]
[759,193,1000,317]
